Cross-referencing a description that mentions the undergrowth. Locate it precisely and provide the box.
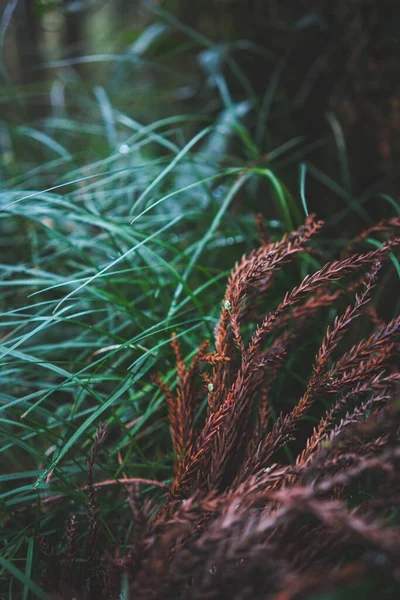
[1,1,400,599]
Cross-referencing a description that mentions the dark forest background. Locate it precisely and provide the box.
[3,0,400,221]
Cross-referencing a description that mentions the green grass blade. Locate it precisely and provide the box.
[0,554,48,600]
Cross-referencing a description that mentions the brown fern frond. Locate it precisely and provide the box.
[154,338,212,481]
[248,240,399,357]
[171,332,185,381]
[286,261,382,423]
[60,516,78,587]
[188,339,210,377]
[344,215,400,256]
[85,422,107,565]
[296,382,392,468]
[152,373,182,459]
[332,315,400,374]
[227,214,323,349]
[211,214,324,407]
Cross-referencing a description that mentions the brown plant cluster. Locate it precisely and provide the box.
[40,215,400,600]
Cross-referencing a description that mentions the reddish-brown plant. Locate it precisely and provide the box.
[36,215,399,600]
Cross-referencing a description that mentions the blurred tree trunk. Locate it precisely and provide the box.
[64,0,85,58]
[13,0,42,85]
